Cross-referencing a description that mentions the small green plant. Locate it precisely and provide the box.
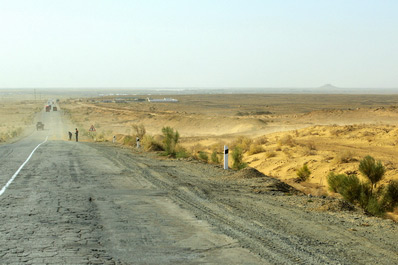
[359,155,385,194]
[211,150,220,164]
[175,146,189,159]
[232,146,247,170]
[198,151,209,162]
[162,126,180,157]
[296,164,311,182]
[382,180,398,211]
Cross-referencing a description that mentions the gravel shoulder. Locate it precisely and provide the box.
[93,143,398,265]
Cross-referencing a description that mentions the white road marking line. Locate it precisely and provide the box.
[0,136,48,197]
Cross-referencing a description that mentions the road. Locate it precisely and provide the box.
[0,109,264,264]
[1,108,398,264]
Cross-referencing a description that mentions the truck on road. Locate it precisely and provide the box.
[36,122,44,130]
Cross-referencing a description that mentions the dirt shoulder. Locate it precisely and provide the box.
[92,142,398,264]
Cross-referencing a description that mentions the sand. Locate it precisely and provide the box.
[50,94,398,197]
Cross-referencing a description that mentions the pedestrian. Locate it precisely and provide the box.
[68,131,72,140]
[75,128,79,142]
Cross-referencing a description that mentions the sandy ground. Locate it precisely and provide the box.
[0,98,42,142]
[61,94,398,198]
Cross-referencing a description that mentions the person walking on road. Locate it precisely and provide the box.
[75,128,79,142]
[68,131,72,141]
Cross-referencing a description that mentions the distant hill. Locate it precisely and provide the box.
[317,84,340,90]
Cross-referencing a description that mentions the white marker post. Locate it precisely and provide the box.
[136,137,140,148]
[224,145,229,170]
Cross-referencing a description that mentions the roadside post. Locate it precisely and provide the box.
[224,145,228,170]
[113,135,116,143]
[136,137,140,148]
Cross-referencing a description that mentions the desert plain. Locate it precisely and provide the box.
[60,93,398,199]
[2,91,398,264]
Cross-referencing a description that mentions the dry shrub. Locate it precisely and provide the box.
[132,124,146,139]
[306,141,316,150]
[211,150,220,164]
[282,148,293,158]
[278,135,296,147]
[265,151,277,158]
[123,135,135,146]
[254,136,268,145]
[330,129,342,136]
[335,151,356,164]
[190,144,205,158]
[198,151,209,162]
[210,142,225,153]
[248,143,265,155]
[362,131,375,137]
[142,135,163,151]
[231,136,253,152]
[303,146,317,156]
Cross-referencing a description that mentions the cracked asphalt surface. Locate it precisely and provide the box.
[0,109,264,264]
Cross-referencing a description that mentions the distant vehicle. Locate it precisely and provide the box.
[45,105,51,112]
[53,106,57,111]
[36,122,44,130]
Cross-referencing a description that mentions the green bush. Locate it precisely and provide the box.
[327,172,346,193]
[198,151,209,162]
[382,180,398,211]
[162,127,180,157]
[359,155,385,193]
[211,150,220,164]
[327,156,390,217]
[232,146,247,170]
[296,164,311,182]
[365,196,385,217]
[338,174,362,204]
[358,183,372,208]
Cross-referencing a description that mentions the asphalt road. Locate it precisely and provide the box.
[0,109,265,264]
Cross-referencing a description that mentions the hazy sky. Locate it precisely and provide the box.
[0,0,397,88]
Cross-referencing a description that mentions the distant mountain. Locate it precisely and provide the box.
[317,84,340,90]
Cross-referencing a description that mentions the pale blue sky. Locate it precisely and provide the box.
[0,0,397,88]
